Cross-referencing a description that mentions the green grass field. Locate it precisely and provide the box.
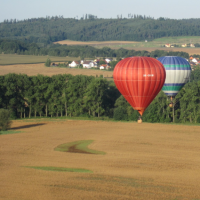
[0,54,79,65]
[54,140,106,155]
[109,36,200,49]
[25,166,93,173]
[154,36,200,44]
[0,130,21,135]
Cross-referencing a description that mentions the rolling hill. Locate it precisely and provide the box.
[1,16,200,44]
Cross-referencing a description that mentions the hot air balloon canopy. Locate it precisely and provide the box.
[157,56,191,97]
[113,57,166,116]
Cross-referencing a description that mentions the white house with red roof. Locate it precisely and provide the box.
[165,44,171,48]
[192,58,198,63]
[69,61,80,68]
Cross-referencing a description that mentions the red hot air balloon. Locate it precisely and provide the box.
[113,57,166,117]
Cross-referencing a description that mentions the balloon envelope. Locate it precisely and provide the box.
[113,57,166,116]
[157,56,191,97]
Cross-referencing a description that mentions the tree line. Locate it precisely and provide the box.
[1,17,200,44]
[114,66,200,123]
[113,81,200,124]
[0,74,119,119]
[0,39,189,59]
[0,71,200,124]
[2,14,154,24]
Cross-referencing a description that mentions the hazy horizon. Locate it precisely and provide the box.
[1,0,200,23]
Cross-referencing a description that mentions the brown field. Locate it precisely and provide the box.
[1,119,200,200]
[55,40,200,55]
[54,40,139,45]
[0,63,113,77]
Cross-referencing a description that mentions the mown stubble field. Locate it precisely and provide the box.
[55,40,200,55]
[1,120,200,200]
[0,63,113,77]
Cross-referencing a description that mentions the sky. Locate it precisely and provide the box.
[1,0,200,22]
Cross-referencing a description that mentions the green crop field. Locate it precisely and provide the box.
[153,36,200,44]
[106,36,200,49]
[0,54,79,65]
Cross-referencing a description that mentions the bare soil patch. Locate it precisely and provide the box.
[1,120,200,200]
[0,63,113,77]
[68,144,92,154]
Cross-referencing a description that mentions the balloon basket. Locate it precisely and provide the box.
[137,115,142,123]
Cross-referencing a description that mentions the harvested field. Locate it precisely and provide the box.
[1,119,200,200]
[55,40,200,55]
[54,40,139,46]
[0,63,113,77]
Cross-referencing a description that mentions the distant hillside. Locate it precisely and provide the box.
[1,16,200,44]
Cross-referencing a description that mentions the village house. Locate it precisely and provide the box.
[182,44,187,47]
[82,61,97,68]
[100,64,110,70]
[191,58,198,63]
[69,61,80,68]
[105,58,112,63]
[165,44,171,48]
[93,58,100,63]
[190,44,195,47]
[82,61,91,68]
[90,61,97,68]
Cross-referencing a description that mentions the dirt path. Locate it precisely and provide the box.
[1,120,200,200]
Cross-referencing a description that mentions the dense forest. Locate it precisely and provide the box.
[0,39,189,59]
[1,16,200,44]
[0,70,200,123]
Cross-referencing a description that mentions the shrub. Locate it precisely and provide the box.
[45,58,51,67]
[0,109,12,131]
[79,64,83,69]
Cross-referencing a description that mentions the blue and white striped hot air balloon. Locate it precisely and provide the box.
[157,56,191,97]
